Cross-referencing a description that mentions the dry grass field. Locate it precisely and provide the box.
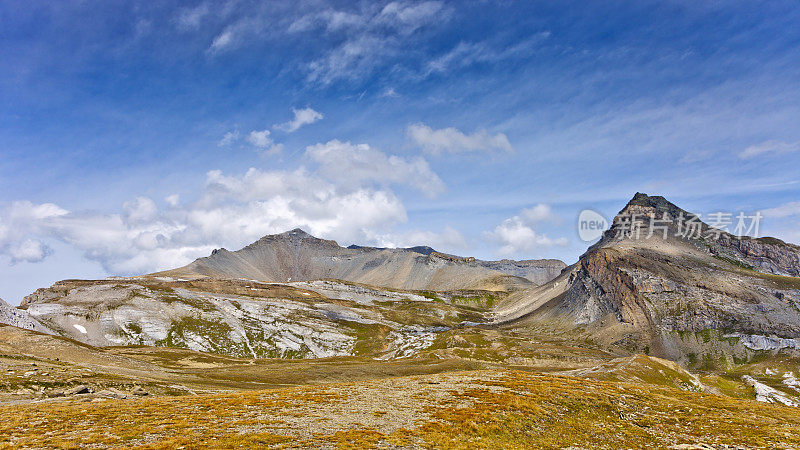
[2,368,800,449]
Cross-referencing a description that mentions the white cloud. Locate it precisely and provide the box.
[193,168,408,247]
[165,194,180,207]
[0,136,450,274]
[484,217,568,257]
[246,129,282,155]
[407,123,513,155]
[247,129,271,147]
[0,170,408,275]
[123,197,158,223]
[8,201,69,221]
[209,30,234,52]
[305,139,445,197]
[739,140,800,159]
[380,87,400,98]
[520,203,558,223]
[374,226,467,251]
[761,201,800,218]
[289,10,366,33]
[218,130,239,147]
[275,107,323,133]
[483,204,567,256]
[376,1,445,34]
[9,239,52,264]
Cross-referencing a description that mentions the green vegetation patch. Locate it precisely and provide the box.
[157,316,250,357]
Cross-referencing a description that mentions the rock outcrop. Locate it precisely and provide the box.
[18,278,487,359]
[0,297,52,334]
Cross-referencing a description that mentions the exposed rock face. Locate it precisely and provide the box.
[727,333,800,351]
[0,297,52,334]
[19,278,485,359]
[715,234,800,276]
[493,193,800,366]
[157,228,566,291]
[743,375,799,407]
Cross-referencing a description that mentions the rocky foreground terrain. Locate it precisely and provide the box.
[1,193,800,448]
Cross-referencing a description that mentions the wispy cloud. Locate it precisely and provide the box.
[520,204,559,223]
[306,35,393,85]
[380,87,400,98]
[175,3,209,31]
[293,1,447,85]
[407,123,513,155]
[275,107,324,133]
[424,32,550,76]
[218,130,239,147]
[761,200,800,218]
[209,30,235,53]
[678,149,716,164]
[739,140,800,159]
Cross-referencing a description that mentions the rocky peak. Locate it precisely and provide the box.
[282,228,313,238]
[598,193,800,276]
[248,228,341,250]
[618,193,694,221]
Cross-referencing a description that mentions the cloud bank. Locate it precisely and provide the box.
[0,140,449,274]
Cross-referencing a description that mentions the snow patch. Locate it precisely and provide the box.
[73,324,87,334]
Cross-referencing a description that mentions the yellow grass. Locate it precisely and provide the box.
[1,370,798,449]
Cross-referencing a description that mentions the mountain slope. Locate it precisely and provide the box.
[15,229,564,359]
[18,277,498,358]
[493,193,800,366]
[0,297,51,334]
[157,228,566,291]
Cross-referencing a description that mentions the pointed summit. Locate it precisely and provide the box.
[618,192,691,219]
[282,228,313,237]
[248,227,341,250]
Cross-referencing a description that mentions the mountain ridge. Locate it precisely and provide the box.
[5,193,800,373]
[155,227,567,291]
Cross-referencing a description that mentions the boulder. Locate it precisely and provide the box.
[64,385,92,395]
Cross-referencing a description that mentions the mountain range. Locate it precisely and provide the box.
[2,193,800,417]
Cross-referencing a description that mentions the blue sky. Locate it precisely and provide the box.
[2,0,800,304]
